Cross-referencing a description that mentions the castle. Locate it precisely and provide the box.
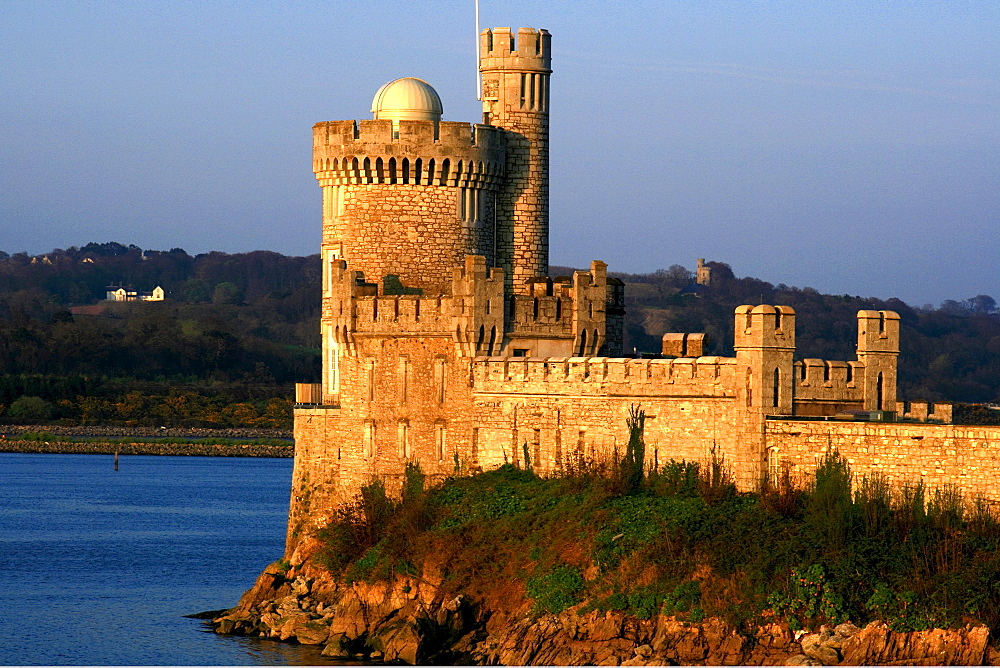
[289,27,1000,551]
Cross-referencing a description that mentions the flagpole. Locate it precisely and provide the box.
[475,0,481,101]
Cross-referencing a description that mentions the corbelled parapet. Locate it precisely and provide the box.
[313,119,504,188]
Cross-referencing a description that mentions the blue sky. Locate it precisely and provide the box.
[1,1,997,306]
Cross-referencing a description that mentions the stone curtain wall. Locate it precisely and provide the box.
[766,420,1000,501]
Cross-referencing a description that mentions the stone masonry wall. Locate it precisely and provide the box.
[765,420,1000,501]
[326,185,481,295]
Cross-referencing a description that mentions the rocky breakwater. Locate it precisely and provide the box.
[0,425,291,439]
[209,544,991,665]
[0,439,292,457]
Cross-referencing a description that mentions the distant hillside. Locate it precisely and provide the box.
[607,261,1000,404]
[0,243,321,427]
[1,248,998,420]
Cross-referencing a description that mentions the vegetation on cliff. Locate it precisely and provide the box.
[313,424,1000,636]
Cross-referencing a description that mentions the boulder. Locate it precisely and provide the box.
[277,612,313,642]
[290,576,311,597]
[800,632,841,665]
[321,632,351,658]
[784,653,823,666]
[295,619,332,645]
[834,621,860,638]
[370,619,422,665]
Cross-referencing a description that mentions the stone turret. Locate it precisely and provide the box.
[480,27,551,288]
[734,305,796,415]
[314,83,505,296]
[857,310,900,411]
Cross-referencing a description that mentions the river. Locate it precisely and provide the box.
[0,452,337,666]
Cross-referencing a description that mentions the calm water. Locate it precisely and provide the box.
[0,453,337,666]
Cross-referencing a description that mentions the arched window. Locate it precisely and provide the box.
[441,158,450,185]
[375,157,384,183]
[767,447,781,487]
[414,158,423,184]
[578,329,588,357]
[876,372,884,410]
[402,158,410,184]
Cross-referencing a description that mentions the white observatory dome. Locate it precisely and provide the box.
[371,77,443,124]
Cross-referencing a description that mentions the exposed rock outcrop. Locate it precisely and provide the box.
[210,548,991,665]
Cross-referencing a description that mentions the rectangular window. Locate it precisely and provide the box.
[436,422,447,462]
[367,359,376,402]
[532,428,541,469]
[398,356,409,405]
[364,421,376,459]
[397,420,409,459]
[434,357,446,404]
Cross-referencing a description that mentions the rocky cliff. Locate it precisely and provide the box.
[211,539,991,666]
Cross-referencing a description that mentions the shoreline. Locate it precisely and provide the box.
[0,440,293,458]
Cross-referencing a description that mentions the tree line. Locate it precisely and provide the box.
[1,246,998,428]
[0,243,320,428]
[610,261,1000,405]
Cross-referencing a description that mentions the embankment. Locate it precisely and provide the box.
[0,426,293,457]
[0,439,292,457]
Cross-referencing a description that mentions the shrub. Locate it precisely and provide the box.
[8,395,53,421]
[525,565,585,615]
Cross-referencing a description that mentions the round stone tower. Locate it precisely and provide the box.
[479,27,551,289]
[313,78,504,295]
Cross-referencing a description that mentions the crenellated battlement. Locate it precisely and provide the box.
[793,359,865,407]
[472,354,738,398]
[350,295,454,332]
[313,120,504,189]
[734,305,796,351]
[479,27,551,72]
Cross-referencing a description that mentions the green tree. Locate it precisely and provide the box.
[8,395,54,421]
